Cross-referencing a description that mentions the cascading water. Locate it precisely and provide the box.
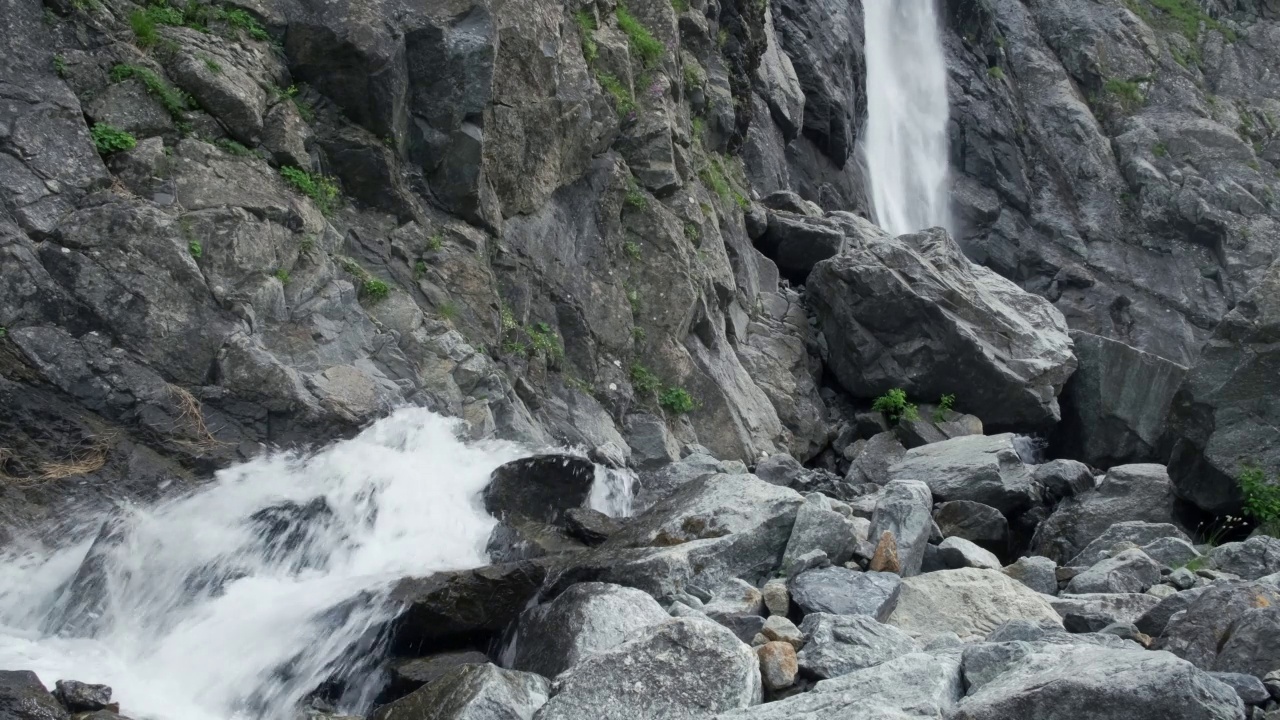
[861,0,953,237]
[0,408,632,720]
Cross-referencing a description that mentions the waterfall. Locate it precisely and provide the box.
[0,408,630,720]
[861,0,953,237]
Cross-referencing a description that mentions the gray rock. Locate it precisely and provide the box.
[868,479,933,576]
[52,681,112,713]
[755,212,844,281]
[843,432,906,486]
[1209,673,1272,706]
[1002,556,1059,596]
[1168,568,1200,591]
[1162,582,1280,671]
[938,536,1003,571]
[756,641,798,691]
[1069,522,1193,567]
[754,453,805,487]
[950,643,1245,720]
[1148,584,1180,600]
[0,671,67,720]
[888,568,1063,640]
[888,434,1039,516]
[633,454,726,511]
[1032,464,1181,563]
[795,613,917,679]
[786,549,831,577]
[1031,460,1098,504]
[760,615,803,649]
[1136,586,1211,637]
[1264,670,1280,701]
[484,455,597,525]
[809,227,1076,428]
[1055,331,1187,467]
[1214,605,1280,679]
[934,501,1010,554]
[381,651,491,703]
[512,582,670,678]
[1065,549,1164,594]
[369,664,548,720]
[624,414,682,472]
[562,509,623,547]
[1051,593,1163,629]
[762,579,789,617]
[788,566,901,621]
[780,494,857,569]
[704,579,766,618]
[535,618,760,720]
[1142,537,1201,569]
[1209,538,1280,581]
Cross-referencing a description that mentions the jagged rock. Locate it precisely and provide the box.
[808,227,1076,428]
[1051,593,1163,629]
[1166,260,1280,516]
[484,455,598,525]
[388,561,548,654]
[842,432,905,486]
[786,549,831,576]
[534,618,760,719]
[754,453,805,487]
[1264,670,1280,701]
[1054,331,1188,467]
[368,664,549,720]
[762,579,789,617]
[1069,522,1193,567]
[868,531,900,573]
[1209,538,1280,580]
[1141,537,1201,569]
[755,212,844,281]
[868,479,932,576]
[888,434,1039,516]
[1002,555,1059,595]
[1162,582,1280,671]
[1135,586,1211,638]
[0,671,67,720]
[624,414,682,472]
[719,652,964,719]
[780,494,857,569]
[704,579,766,618]
[1031,464,1181,563]
[512,582,669,678]
[789,566,901,621]
[632,454,727,511]
[760,615,803,649]
[1031,460,1098,504]
[561,508,623,546]
[1209,673,1271,706]
[1168,568,1199,591]
[887,568,1063,640]
[756,641,798,691]
[938,536,1003,571]
[1213,605,1280,679]
[795,613,917,680]
[934,501,1009,554]
[486,519,586,563]
[52,681,112,713]
[380,651,491,704]
[1065,549,1163,594]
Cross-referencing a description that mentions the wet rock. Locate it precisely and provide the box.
[561,508,623,546]
[534,618,760,719]
[888,434,1039,516]
[808,227,1076,428]
[52,681,112,713]
[379,651,490,704]
[934,501,1009,554]
[388,561,548,654]
[756,641,798,691]
[486,519,586,564]
[1069,522,1193,567]
[1209,538,1280,581]
[1001,556,1058,595]
[0,671,67,720]
[868,479,933,576]
[887,568,1062,640]
[512,582,669,679]
[368,664,549,720]
[484,455,597,525]
[795,613,917,680]
[789,566,901,621]
[1065,549,1163,594]
[1031,464,1181,563]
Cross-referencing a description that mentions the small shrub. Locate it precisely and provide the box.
[934,393,956,422]
[129,9,158,48]
[1152,142,1169,157]
[630,364,661,395]
[659,387,696,414]
[625,181,648,209]
[439,302,459,321]
[500,304,519,331]
[632,326,647,342]
[188,240,203,259]
[872,388,919,423]
[274,268,290,284]
[616,5,664,68]
[53,55,66,77]
[683,223,700,243]
[279,166,339,215]
[596,72,635,116]
[623,240,642,260]
[90,123,136,154]
[528,322,565,362]
[1241,465,1280,535]
[426,233,444,252]
[699,159,733,203]
[732,191,749,210]
[203,57,222,73]
[987,66,1005,80]
[414,260,428,278]
[683,63,704,90]
[1103,78,1145,110]
[717,29,729,48]
[362,278,390,302]
[574,10,598,63]
[224,8,270,41]
[670,0,689,11]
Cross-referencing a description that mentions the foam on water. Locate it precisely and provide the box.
[0,408,627,720]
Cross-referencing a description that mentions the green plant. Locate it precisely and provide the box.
[203,57,222,73]
[129,9,158,48]
[732,191,749,210]
[625,181,648,209]
[500,304,519,331]
[224,7,270,41]
[659,387,695,414]
[987,66,1005,80]
[683,63,704,90]
[188,240,203,259]
[1147,0,1235,42]
[1103,78,1145,111]
[216,138,252,156]
[627,287,641,313]
[0,326,6,338]
[699,158,733,203]
[426,233,444,252]
[872,388,919,423]
[616,5,664,68]
[273,268,290,284]
[90,123,137,154]
[1240,465,1280,535]
[623,240,642,260]
[1181,555,1209,572]
[632,326,647,342]
[110,64,192,121]
[596,72,635,116]
[362,278,390,302]
[439,302,459,321]
[279,166,339,215]
[574,10,598,63]
[934,393,956,422]
[630,363,661,395]
[53,55,66,77]
[528,322,565,362]
[717,28,729,48]
[1152,142,1169,157]
[670,0,689,11]
[683,223,701,243]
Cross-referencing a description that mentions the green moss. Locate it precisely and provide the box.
[274,268,290,284]
[1153,142,1169,157]
[90,123,136,154]
[670,0,689,11]
[625,179,648,209]
[623,240,642,260]
[53,55,66,77]
[188,240,203,259]
[683,223,701,243]
[438,302,459,321]
[699,158,733,203]
[595,72,636,116]
[1147,0,1235,42]
[216,138,253,156]
[110,64,192,122]
[987,65,1005,80]
[616,5,664,68]
[279,166,340,215]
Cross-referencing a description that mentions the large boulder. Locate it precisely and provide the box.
[1002,555,1058,595]
[795,613,917,680]
[949,643,1245,720]
[842,432,906,486]
[1051,593,1164,629]
[512,583,670,678]
[934,500,1010,554]
[780,494,858,569]
[1208,537,1280,580]
[1064,549,1163,594]
[1161,582,1280,672]
[1069,521,1193,567]
[0,671,67,720]
[1136,586,1211,638]
[1165,259,1280,515]
[1054,331,1187,467]
[1031,464,1181,563]
[389,561,548,654]
[380,651,491,703]
[369,664,549,720]
[937,536,1002,571]
[788,566,902,621]
[887,434,1039,516]
[755,211,844,281]
[867,479,933,576]
[484,455,598,524]
[886,568,1062,640]
[808,227,1076,428]
[534,618,760,719]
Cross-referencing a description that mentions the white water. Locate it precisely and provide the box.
[0,408,631,720]
[862,0,953,237]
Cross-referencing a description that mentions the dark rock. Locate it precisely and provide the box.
[1031,460,1098,504]
[1031,464,1181,564]
[1209,538,1280,581]
[623,414,681,472]
[795,613,917,679]
[868,479,933,576]
[934,501,1010,554]
[1214,605,1280,679]
[843,431,906,486]
[1135,586,1210,638]
[1162,582,1280,671]
[512,582,668,678]
[379,651,490,704]
[938,536,1002,571]
[1051,593,1163,629]
[780,494,857,569]
[1062,611,1113,633]
[713,613,768,644]
[52,681,112,713]
[0,672,66,720]
[788,566,901,621]
[754,453,805,487]
[888,434,1038,516]
[388,561,548,654]
[562,508,623,546]
[754,211,844,281]
[1209,673,1272,706]
[368,664,549,720]
[485,519,585,564]
[483,454,597,525]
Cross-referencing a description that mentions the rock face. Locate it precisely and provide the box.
[887,568,1063,640]
[512,583,670,678]
[887,434,1038,516]
[368,664,550,720]
[1031,465,1181,564]
[534,618,760,720]
[809,227,1076,428]
[934,501,1010,554]
[0,671,67,720]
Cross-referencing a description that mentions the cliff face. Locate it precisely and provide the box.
[1,0,1278,536]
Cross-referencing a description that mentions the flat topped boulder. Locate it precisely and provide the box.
[887,434,1038,516]
[887,568,1062,640]
[808,227,1076,428]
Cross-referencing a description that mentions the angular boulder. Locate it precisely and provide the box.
[1031,464,1181,563]
[534,618,760,719]
[795,613,917,680]
[512,582,670,678]
[1064,549,1163,594]
[867,479,933,576]
[887,568,1062,640]
[1069,521,1193,567]
[938,536,1002,571]
[842,432,906,486]
[756,641,798,691]
[934,500,1010,554]
[1051,593,1163,629]
[1136,586,1211,638]
[369,664,549,720]
[1208,537,1280,580]
[1002,555,1059,595]
[389,561,548,654]
[0,671,67,720]
[888,434,1039,516]
[788,566,901,621]
[1161,582,1280,671]
[380,651,491,703]
[780,494,857,569]
[484,454,598,524]
[808,227,1076,428]
[755,212,844,281]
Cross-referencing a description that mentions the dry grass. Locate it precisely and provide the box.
[0,437,113,486]
[167,383,226,450]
